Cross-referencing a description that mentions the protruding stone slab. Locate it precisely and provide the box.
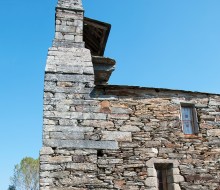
[44,139,119,149]
[44,126,94,132]
[50,131,84,140]
[92,56,116,85]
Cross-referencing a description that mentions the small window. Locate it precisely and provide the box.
[181,104,199,134]
[155,163,172,190]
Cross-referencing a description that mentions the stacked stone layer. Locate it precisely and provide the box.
[53,0,84,48]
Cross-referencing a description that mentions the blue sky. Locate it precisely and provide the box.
[1,0,220,189]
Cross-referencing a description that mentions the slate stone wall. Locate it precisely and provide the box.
[41,83,220,190]
[40,0,220,190]
[90,86,220,190]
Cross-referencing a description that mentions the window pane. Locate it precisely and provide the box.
[181,106,194,134]
[181,107,192,120]
[183,120,193,134]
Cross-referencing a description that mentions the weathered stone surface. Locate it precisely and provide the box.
[50,188,86,190]
[101,131,132,142]
[145,177,157,187]
[41,155,72,163]
[40,147,54,155]
[59,176,102,186]
[44,139,118,149]
[66,163,97,171]
[207,129,220,136]
[50,171,70,178]
[44,126,94,132]
[40,164,62,171]
[168,183,181,190]
[50,131,84,140]
[120,125,140,132]
[172,175,185,183]
[147,168,157,177]
[57,0,83,10]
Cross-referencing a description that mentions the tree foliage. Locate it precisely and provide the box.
[11,157,39,190]
[8,185,16,190]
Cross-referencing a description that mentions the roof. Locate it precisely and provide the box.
[92,85,220,97]
[83,17,111,56]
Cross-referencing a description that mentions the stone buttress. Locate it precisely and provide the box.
[40,0,117,189]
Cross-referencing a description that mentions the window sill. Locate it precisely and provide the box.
[184,134,199,139]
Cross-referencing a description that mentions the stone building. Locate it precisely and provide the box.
[40,0,220,189]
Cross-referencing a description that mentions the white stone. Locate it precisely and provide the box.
[40,147,54,155]
[145,177,157,187]
[207,129,220,137]
[101,131,132,142]
[147,168,157,177]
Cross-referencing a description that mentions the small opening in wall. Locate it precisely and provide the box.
[97,150,104,157]
[155,163,173,190]
[180,103,199,135]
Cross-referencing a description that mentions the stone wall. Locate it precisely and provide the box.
[90,86,220,190]
[40,0,220,190]
[41,83,220,190]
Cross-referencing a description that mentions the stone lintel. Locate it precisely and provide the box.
[146,158,179,168]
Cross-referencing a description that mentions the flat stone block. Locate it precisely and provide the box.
[71,112,107,120]
[66,163,97,171]
[49,188,87,190]
[50,131,84,140]
[40,147,54,155]
[44,139,119,149]
[172,183,181,190]
[120,125,140,132]
[64,34,75,40]
[207,129,220,136]
[146,158,179,168]
[50,171,70,178]
[59,175,102,186]
[168,168,180,175]
[41,155,72,163]
[173,174,185,183]
[145,177,157,187]
[101,131,132,142]
[40,164,62,171]
[44,126,94,132]
[147,168,157,177]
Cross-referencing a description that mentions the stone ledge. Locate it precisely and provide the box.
[50,131,84,140]
[44,139,118,149]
